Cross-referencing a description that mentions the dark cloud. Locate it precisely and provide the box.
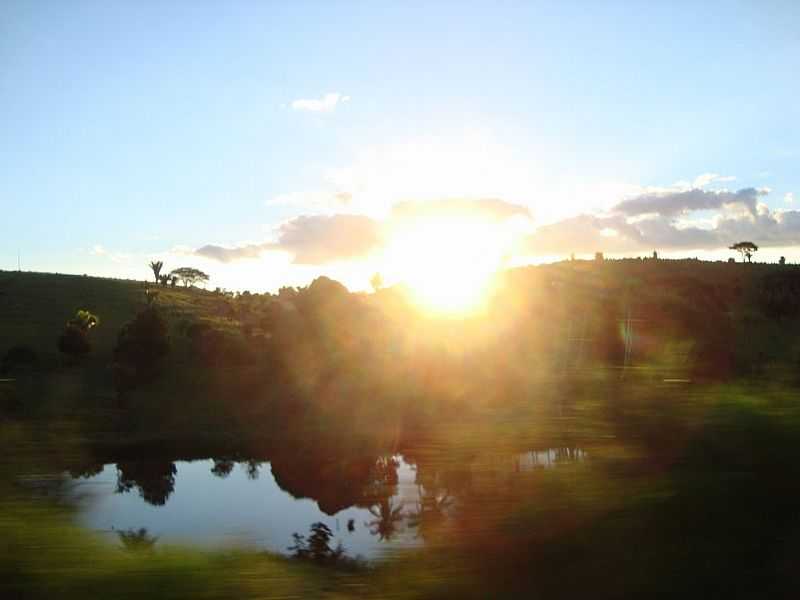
[391,197,531,222]
[614,187,766,218]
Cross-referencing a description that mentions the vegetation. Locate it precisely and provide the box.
[730,240,759,263]
[5,259,800,598]
[113,304,170,391]
[57,309,99,359]
[149,260,164,284]
[170,267,209,288]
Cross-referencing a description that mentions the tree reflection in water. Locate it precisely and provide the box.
[365,497,405,541]
[115,461,177,506]
[117,527,158,552]
[210,458,235,478]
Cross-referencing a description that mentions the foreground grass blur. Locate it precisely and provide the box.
[4,382,800,599]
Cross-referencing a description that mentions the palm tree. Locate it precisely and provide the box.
[149,260,164,283]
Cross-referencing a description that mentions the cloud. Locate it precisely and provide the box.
[785,192,795,204]
[195,214,382,265]
[195,243,265,263]
[274,214,381,264]
[525,192,800,255]
[290,92,350,112]
[390,198,531,222]
[691,173,736,188]
[196,196,530,267]
[525,214,644,254]
[613,187,767,218]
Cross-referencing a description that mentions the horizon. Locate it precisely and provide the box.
[3,1,799,296]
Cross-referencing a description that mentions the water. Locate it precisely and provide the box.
[70,456,422,560]
[68,448,585,560]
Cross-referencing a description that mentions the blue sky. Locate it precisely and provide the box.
[2,1,799,291]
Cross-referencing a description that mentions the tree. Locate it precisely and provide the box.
[169,267,209,288]
[113,305,170,391]
[149,260,164,284]
[57,310,99,358]
[729,241,758,263]
[780,256,786,265]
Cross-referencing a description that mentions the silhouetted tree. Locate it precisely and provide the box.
[113,305,170,391]
[57,309,99,358]
[158,274,169,285]
[149,260,164,284]
[595,252,604,262]
[170,267,209,288]
[780,256,786,265]
[729,241,758,263]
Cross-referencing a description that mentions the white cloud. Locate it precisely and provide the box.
[290,92,350,112]
[785,192,795,204]
[691,172,736,188]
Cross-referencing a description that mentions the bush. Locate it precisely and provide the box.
[57,325,91,356]
[113,306,170,391]
[57,310,99,359]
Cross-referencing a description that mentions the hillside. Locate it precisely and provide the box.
[0,270,223,362]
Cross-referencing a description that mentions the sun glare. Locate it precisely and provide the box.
[383,218,509,316]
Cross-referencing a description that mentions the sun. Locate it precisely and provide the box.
[382,217,509,316]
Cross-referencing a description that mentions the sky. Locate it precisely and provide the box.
[2,1,799,292]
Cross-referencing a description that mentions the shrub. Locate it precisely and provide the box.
[57,310,99,358]
[113,306,170,391]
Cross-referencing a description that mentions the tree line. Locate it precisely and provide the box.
[149,261,209,287]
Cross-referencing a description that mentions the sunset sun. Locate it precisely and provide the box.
[383,217,509,315]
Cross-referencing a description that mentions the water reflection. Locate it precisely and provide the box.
[71,456,422,559]
[117,527,158,552]
[70,448,584,559]
[115,460,177,506]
